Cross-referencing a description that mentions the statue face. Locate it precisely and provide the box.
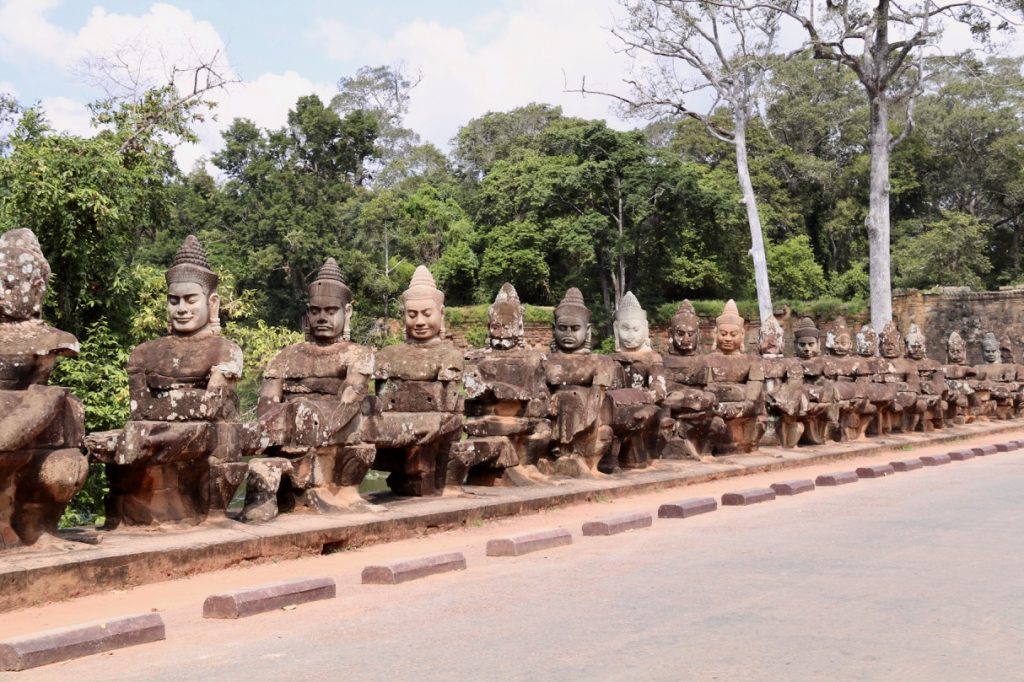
[947,343,966,365]
[795,336,819,359]
[880,334,901,359]
[716,323,742,354]
[832,333,852,357]
[671,322,698,354]
[307,294,349,343]
[167,282,213,336]
[615,317,649,351]
[983,344,999,363]
[0,268,45,321]
[404,298,443,342]
[488,304,521,350]
[907,339,926,360]
[554,313,589,352]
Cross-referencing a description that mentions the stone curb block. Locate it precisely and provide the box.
[816,471,859,486]
[657,497,718,519]
[582,512,653,536]
[856,465,895,479]
[486,529,573,556]
[203,577,336,619]
[891,458,924,472]
[994,442,1012,452]
[769,480,815,496]
[362,553,467,584]
[721,488,776,506]
[921,454,952,466]
[972,445,998,456]
[948,449,975,461]
[0,613,165,671]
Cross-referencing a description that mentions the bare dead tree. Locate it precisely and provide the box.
[578,0,783,324]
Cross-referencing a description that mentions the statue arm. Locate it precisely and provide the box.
[0,384,67,451]
[257,378,284,417]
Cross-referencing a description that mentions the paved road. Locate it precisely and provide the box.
[8,451,1024,681]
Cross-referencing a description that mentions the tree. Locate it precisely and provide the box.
[584,0,784,323]
[893,211,992,289]
[714,0,1022,329]
[331,64,424,186]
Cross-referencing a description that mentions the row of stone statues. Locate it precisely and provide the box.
[3,231,1023,548]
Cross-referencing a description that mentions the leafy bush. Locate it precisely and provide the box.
[767,235,826,299]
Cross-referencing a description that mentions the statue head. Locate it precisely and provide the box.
[165,235,220,337]
[613,291,651,352]
[0,229,50,322]
[981,332,1000,364]
[879,321,903,359]
[856,325,879,357]
[402,265,445,344]
[946,331,966,365]
[487,283,524,350]
[552,287,591,354]
[714,299,744,355]
[905,323,927,360]
[793,317,821,359]
[757,316,784,357]
[825,317,853,357]
[669,299,699,355]
[1000,333,1015,363]
[304,257,353,344]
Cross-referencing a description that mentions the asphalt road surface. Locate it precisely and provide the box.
[6,448,1024,681]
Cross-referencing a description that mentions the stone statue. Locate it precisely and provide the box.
[877,320,923,433]
[363,266,463,496]
[603,292,665,472]
[243,258,376,521]
[941,331,974,425]
[0,229,88,548]
[705,300,764,453]
[764,317,835,447]
[823,317,873,441]
[451,283,551,486]
[972,331,1017,419]
[855,324,898,436]
[88,235,249,527]
[668,300,700,356]
[543,288,615,476]
[661,300,718,459]
[904,323,946,431]
[1000,333,1016,364]
[757,316,785,358]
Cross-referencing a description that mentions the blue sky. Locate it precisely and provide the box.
[0,0,634,169]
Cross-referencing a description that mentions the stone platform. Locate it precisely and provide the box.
[1,420,1020,613]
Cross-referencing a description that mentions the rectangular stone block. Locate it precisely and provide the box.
[203,577,336,619]
[582,511,653,536]
[856,465,895,479]
[890,458,923,472]
[486,528,573,556]
[0,613,165,671]
[362,552,467,584]
[658,497,718,519]
[948,449,975,461]
[816,471,859,486]
[972,445,998,456]
[770,480,815,496]
[994,442,1012,452]
[921,454,952,466]
[721,488,776,506]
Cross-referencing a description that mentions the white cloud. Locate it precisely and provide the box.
[0,80,17,97]
[314,0,636,149]
[39,95,92,135]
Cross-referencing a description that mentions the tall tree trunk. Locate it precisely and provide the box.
[733,118,773,324]
[867,94,893,330]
